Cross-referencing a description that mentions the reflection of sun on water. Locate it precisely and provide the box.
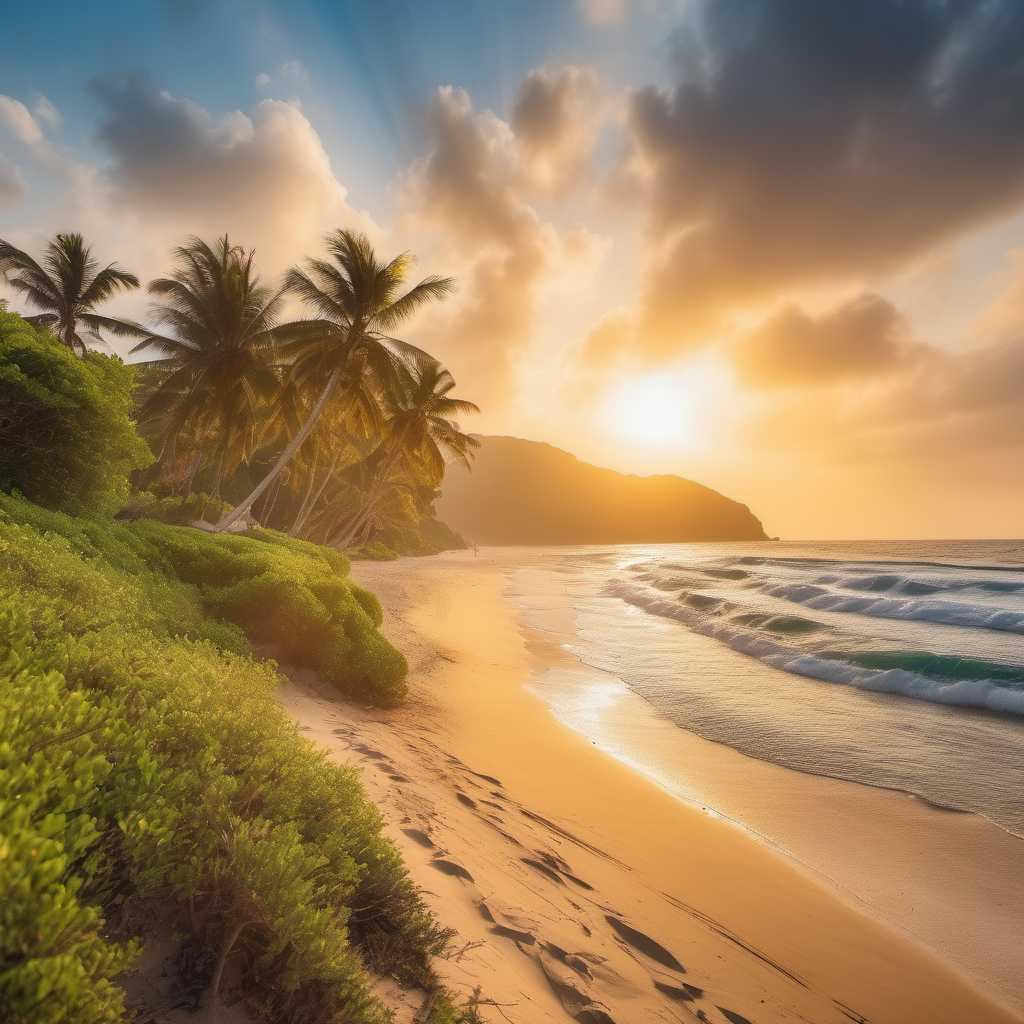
[602,371,703,448]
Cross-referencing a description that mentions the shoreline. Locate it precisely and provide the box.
[502,553,1024,1009]
[282,549,1022,1024]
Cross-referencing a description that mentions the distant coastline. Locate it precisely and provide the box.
[436,434,768,545]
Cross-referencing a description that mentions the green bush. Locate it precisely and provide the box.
[0,496,404,704]
[130,521,406,704]
[0,312,151,515]
[0,497,446,1024]
[116,491,231,525]
[347,540,399,561]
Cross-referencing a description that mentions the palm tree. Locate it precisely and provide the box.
[329,358,479,549]
[0,233,139,354]
[130,236,283,498]
[215,229,454,531]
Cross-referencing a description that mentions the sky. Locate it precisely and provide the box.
[2,0,1023,539]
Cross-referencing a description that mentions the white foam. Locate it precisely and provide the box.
[764,583,1024,634]
[607,580,1024,718]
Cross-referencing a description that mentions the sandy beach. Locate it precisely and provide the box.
[278,550,1024,1024]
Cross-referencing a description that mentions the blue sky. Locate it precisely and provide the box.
[1,0,675,219]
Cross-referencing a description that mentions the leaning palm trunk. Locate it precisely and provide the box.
[289,447,342,537]
[215,356,348,531]
[328,448,403,549]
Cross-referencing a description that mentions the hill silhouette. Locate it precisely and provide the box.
[436,436,768,545]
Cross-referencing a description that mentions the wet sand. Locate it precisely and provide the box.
[279,549,1023,1024]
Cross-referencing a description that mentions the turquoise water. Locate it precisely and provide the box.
[510,539,1024,837]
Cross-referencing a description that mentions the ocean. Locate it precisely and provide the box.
[506,540,1024,839]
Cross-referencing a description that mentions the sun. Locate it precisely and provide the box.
[603,371,701,447]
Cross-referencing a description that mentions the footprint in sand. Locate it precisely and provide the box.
[490,924,537,944]
[521,857,566,885]
[429,858,474,882]
[400,827,434,848]
[604,916,686,973]
[716,1008,756,1024]
[653,980,704,1002]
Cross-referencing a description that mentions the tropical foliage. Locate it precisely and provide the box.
[0,233,139,355]
[0,229,483,1021]
[0,229,476,553]
[0,494,462,1023]
[0,310,151,514]
[130,236,284,499]
[215,229,463,538]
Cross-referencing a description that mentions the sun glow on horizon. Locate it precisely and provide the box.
[602,370,707,449]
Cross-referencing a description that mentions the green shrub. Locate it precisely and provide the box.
[0,312,151,515]
[116,491,231,525]
[347,540,399,561]
[0,498,445,1023]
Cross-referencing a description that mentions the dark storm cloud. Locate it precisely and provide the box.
[622,0,1024,349]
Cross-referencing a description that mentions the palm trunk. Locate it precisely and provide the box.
[330,449,401,549]
[290,447,341,537]
[182,450,203,499]
[215,355,348,531]
[287,447,321,535]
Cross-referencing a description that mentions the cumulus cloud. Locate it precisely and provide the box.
[0,152,29,210]
[255,72,272,90]
[399,85,606,402]
[512,66,602,198]
[87,73,369,273]
[735,295,922,388]
[0,95,45,146]
[616,0,1024,352]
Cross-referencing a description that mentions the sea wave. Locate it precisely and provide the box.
[761,581,1024,634]
[606,579,1024,717]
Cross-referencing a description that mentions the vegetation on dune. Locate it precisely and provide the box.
[0,311,151,515]
[0,495,454,1023]
[0,229,484,1020]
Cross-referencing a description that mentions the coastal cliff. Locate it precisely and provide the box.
[436,435,768,545]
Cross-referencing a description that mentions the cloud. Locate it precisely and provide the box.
[255,72,272,90]
[398,85,594,401]
[616,0,1024,353]
[87,73,369,273]
[280,61,309,88]
[512,66,603,198]
[969,247,1024,344]
[0,152,29,210]
[579,0,626,25]
[0,95,44,146]
[738,330,1024,472]
[32,95,62,131]
[735,295,922,388]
